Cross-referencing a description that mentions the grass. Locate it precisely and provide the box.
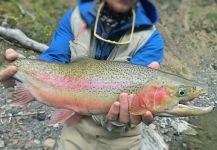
[0,0,76,44]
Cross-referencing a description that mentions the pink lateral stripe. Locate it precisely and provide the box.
[31,84,112,113]
[30,71,128,91]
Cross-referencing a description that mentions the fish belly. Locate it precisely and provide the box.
[23,75,118,115]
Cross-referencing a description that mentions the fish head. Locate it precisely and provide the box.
[161,84,213,116]
[173,84,208,104]
[130,83,213,117]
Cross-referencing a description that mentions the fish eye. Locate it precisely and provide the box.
[177,88,186,97]
[179,90,185,95]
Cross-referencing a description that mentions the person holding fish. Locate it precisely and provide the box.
[0,0,164,149]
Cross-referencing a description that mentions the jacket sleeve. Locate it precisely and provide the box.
[130,29,164,66]
[39,9,74,64]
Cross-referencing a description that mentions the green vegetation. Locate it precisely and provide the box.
[197,0,217,7]
[206,12,217,25]
[0,0,75,44]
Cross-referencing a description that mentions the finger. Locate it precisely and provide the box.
[128,94,141,125]
[148,61,160,70]
[142,111,154,126]
[0,66,17,80]
[18,53,25,58]
[119,93,130,124]
[5,49,25,60]
[5,49,19,60]
[106,102,120,121]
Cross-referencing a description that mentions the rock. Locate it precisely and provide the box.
[12,139,19,145]
[44,128,51,134]
[171,120,197,136]
[26,131,34,140]
[44,138,55,148]
[0,128,4,135]
[0,140,5,148]
[52,123,60,128]
[211,64,217,70]
[27,55,37,59]
[33,139,40,144]
[142,125,168,150]
[182,143,187,148]
[36,112,46,121]
[149,124,156,130]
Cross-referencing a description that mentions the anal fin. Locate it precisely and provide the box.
[49,109,78,126]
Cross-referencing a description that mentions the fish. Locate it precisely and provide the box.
[0,54,213,124]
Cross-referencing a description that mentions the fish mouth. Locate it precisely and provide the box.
[168,103,213,116]
[179,99,189,105]
[158,103,213,117]
[178,97,197,105]
[158,91,213,117]
[156,98,213,117]
[166,97,213,116]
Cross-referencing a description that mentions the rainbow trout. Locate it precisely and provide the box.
[0,55,213,124]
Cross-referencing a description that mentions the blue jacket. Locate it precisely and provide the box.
[40,0,164,66]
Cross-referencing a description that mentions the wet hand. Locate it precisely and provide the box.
[106,93,153,126]
[0,49,25,86]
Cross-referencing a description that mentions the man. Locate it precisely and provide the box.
[0,0,164,149]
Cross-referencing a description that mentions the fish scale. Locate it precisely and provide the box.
[13,58,157,91]
[0,56,213,124]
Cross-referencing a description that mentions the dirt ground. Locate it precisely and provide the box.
[0,0,217,149]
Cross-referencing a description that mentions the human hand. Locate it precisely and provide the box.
[106,62,159,126]
[148,61,160,70]
[0,49,25,86]
[106,93,153,126]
